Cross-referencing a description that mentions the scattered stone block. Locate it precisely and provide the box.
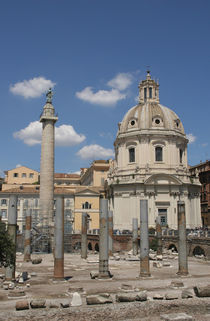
[121,284,133,291]
[116,291,147,302]
[30,299,46,309]
[161,312,193,320]
[86,293,113,305]
[31,258,42,265]
[16,300,29,310]
[90,271,99,279]
[163,262,171,267]
[135,291,147,301]
[153,293,164,300]
[71,292,82,306]
[149,253,156,260]
[0,273,5,279]
[49,301,59,308]
[181,289,194,299]
[116,292,136,302]
[3,282,9,290]
[125,257,139,261]
[194,285,210,297]
[18,277,24,284]
[8,282,15,290]
[153,261,162,268]
[165,293,179,300]
[60,299,70,308]
[68,287,83,293]
[114,255,120,261]
[171,281,184,288]
[8,290,25,297]
[26,283,30,288]
[157,255,163,261]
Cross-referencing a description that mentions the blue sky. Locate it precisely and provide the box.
[0,0,209,176]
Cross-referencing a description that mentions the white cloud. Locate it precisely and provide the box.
[107,72,133,91]
[186,133,196,144]
[99,132,113,140]
[202,143,208,147]
[55,124,85,146]
[13,121,42,145]
[13,121,85,146]
[77,144,114,160]
[10,77,56,99]
[16,164,22,168]
[76,87,126,106]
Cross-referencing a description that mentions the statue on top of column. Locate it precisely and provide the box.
[46,88,53,103]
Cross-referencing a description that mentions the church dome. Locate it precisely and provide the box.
[118,71,185,137]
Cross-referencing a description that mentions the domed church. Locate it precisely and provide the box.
[107,71,201,230]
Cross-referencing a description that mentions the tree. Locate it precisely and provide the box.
[0,222,15,267]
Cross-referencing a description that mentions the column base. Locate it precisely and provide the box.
[176,271,189,276]
[139,272,151,277]
[98,271,112,279]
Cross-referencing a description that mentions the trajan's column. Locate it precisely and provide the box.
[39,89,58,251]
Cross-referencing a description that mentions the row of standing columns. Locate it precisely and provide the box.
[3,195,188,280]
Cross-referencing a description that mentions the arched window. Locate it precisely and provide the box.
[82,201,91,209]
[129,147,135,163]
[155,146,162,162]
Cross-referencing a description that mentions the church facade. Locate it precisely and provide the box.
[107,71,201,230]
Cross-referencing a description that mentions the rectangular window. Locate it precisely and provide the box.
[158,208,167,226]
[149,87,152,98]
[22,173,26,178]
[29,173,34,178]
[13,173,18,177]
[1,209,7,218]
[1,199,7,205]
[155,146,163,162]
[129,148,135,163]
[179,149,183,163]
[144,88,147,101]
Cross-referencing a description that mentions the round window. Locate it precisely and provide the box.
[155,119,160,124]
[131,120,135,126]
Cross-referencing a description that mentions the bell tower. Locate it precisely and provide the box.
[138,70,159,103]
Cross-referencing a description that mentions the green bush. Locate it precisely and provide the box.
[149,238,158,251]
[0,222,15,267]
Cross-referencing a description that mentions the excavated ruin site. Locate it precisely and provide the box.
[0,250,210,321]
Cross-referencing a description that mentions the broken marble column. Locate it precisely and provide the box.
[132,218,138,255]
[140,200,150,277]
[156,216,162,255]
[54,196,64,279]
[81,212,87,259]
[98,199,110,278]
[24,208,32,262]
[108,210,113,256]
[5,195,18,281]
[177,201,188,276]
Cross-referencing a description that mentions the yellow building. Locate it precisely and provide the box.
[80,160,112,186]
[3,166,39,189]
[1,160,113,232]
[74,186,102,233]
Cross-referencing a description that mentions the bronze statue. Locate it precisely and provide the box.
[46,88,53,103]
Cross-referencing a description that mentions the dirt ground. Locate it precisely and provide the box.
[0,252,210,320]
